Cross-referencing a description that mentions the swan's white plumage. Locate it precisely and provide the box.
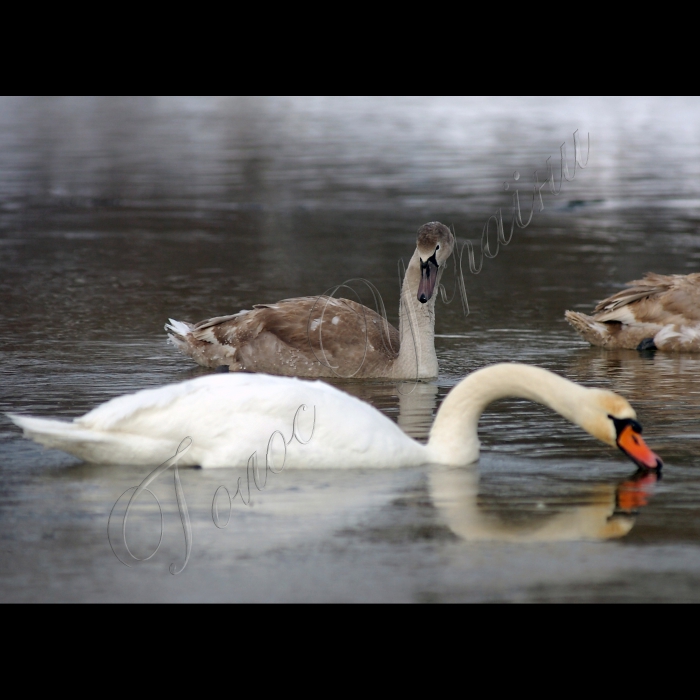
[9,374,427,469]
[165,318,192,338]
[8,364,654,470]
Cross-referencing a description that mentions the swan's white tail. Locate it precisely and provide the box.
[6,413,116,462]
[165,318,194,353]
[7,413,105,452]
[165,318,192,339]
[565,310,608,346]
[7,413,177,465]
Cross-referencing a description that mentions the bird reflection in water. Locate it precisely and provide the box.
[396,382,438,440]
[322,380,439,442]
[429,466,660,543]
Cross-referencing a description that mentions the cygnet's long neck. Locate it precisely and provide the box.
[393,250,442,379]
[427,364,591,464]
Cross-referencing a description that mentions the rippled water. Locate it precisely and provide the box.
[2,96,700,602]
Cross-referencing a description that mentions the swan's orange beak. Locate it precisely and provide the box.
[617,424,662,470]
[418,255,439,304]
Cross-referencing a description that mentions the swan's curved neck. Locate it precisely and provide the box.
[427,364,591,464]
[394,250,442,379]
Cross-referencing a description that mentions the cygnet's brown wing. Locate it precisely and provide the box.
[593,273,700,325]
[186,296,399,377]
[565,273,700,351]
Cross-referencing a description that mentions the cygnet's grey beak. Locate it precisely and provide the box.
[418,254,439,303]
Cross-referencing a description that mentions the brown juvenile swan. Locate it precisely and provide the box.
[166,222,455,379]
[566,272,700,352]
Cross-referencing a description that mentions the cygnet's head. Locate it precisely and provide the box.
[584,389,662,470]
[416,222,455,304]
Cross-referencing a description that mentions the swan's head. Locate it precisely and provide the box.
[416,222,455,304]
[584,390,663,470]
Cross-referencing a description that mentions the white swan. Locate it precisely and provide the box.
[165,222,455,379]
[7,364,662,470]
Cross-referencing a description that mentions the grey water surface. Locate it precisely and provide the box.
[2,96,700,603]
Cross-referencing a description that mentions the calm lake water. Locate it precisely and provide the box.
[2,96,700,602]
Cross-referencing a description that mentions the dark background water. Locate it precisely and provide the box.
[1,96,700,602]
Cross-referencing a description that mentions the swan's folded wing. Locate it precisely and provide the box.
[189,296,399,359]
[592,273,700,325]
[593,274,673,314]
[193,310,252,332]
[75,378,218,432]
[74,373,324,434]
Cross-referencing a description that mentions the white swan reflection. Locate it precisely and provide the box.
[429,466,658,542]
